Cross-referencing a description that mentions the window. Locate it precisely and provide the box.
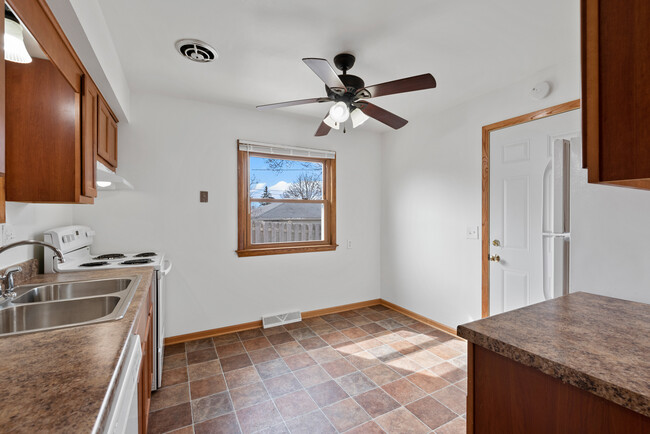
[237,140,337,257]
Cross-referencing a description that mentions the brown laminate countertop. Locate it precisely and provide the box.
[457,292,650,417]
[0,267,154,433]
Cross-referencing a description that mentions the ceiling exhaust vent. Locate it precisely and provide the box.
[175,39,217,63]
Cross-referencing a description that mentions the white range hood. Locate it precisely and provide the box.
[96,161,133,190]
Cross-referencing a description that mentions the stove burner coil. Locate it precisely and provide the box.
[94,253,126,260]
[134,252,157,258]
[120,259,154,265]
[79,261,110,267]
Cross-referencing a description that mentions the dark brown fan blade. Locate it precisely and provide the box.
[363,74,436,98]
[303,58,347,93]
[315,121,331,136]
[356,101,408,129]
[256,97,330,110]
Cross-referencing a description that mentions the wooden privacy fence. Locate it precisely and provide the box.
[251,220,321,243]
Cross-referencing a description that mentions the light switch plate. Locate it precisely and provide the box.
[466,225,479,239]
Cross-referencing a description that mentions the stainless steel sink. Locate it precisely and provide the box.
[0,277,140,337]
[12,279,131,303]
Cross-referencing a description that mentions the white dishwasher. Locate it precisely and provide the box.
[104,334,142,434]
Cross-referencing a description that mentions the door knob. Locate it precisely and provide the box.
[492,239,501,247]
[488,254,501,262]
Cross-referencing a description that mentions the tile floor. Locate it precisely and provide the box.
[148,305,467,434]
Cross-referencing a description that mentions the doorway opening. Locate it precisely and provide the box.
[481,100,580,317]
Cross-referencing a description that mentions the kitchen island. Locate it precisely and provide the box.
[0,267,154,433]
[457,292,650,433]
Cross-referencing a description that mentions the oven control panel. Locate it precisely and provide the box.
[43,225,95,253]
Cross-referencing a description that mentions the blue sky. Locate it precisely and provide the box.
[249,156,322,198]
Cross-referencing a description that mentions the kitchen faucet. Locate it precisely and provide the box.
[0,240,65,298]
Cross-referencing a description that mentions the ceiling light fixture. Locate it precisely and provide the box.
[329,101,350,123]
[96,181,112,188]
[4,6,32,64]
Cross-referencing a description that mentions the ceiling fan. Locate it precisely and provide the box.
[256,53,437,136]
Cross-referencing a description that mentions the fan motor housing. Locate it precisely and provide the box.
[326,74,365,100]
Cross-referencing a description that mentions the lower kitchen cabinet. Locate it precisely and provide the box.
[134,282,153,434]
[467,344,650,433]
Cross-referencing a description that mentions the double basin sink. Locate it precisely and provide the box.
[0,277,140,337]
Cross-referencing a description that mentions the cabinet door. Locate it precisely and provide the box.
[82,76,98,198]
[98,98,118,169]
[582,0,650,189]
[6,58,81,202]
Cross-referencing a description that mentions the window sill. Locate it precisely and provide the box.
[236,244,338,257]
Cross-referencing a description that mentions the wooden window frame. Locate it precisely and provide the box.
[237,143,337,257]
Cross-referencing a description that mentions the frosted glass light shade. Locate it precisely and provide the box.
[351,108,370,128]
[329,101,350,123]
[323,114,341,130]
[4,18,32,64]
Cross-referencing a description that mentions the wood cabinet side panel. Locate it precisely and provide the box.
[472,345,650,433]
[0,8,5,222]
[135,282,153,434]
[82,76,98,198]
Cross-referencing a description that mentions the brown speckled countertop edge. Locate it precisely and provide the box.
[457,325,650,417]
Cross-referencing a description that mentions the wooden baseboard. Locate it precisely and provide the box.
[379,299,458,337]
[164,298,457,345]
[165,320,264,346]
[165,299,382,346]
[302,299,382,319]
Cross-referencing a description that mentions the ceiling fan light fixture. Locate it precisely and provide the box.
[350,108,369,128]
[323,114,340,130]
[329,101,350,123]
[4,8,32,64]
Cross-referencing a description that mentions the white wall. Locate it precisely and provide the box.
[570,140,650,304]
[0,203,73,268]
[380,60,581,328]
[73,92,382,336]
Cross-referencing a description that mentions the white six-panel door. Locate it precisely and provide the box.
[489,110,580,315]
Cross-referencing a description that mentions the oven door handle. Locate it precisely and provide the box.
[161,260,173,276]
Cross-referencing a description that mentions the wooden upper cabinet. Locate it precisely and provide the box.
[98,97,118,170]
[582,0,650,189]
[5,58,87,203]
[3,0,120,203]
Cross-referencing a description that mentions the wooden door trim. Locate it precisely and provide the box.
[481,100,580,317]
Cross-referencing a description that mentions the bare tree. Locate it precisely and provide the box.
[265,158,316,173]
[260,186,274,205]
[282,173,322,200]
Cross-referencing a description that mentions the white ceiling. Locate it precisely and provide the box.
[96,0,579,130]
